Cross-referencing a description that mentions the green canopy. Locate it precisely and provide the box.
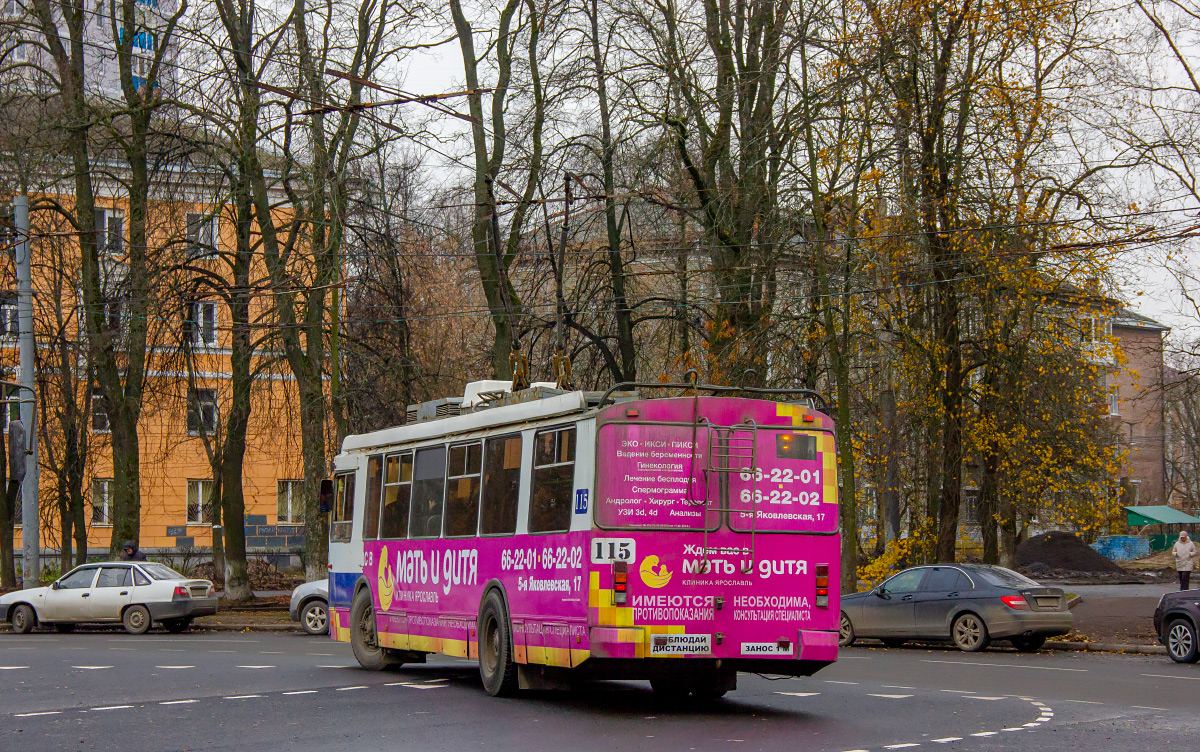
[1124,505,1200,526]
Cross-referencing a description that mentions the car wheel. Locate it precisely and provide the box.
[880,638,906,648]
[952,613,990,652]
[1166,618,1199,663]
[163,619,191,634]
[1011,635,1045,653]
[477,589,518,697]
[301,600,329,635]
[53,623,76,634]
[122,605,152,635]
[11,604,35,634]
[839,612,856,647]
[350,589,394,671]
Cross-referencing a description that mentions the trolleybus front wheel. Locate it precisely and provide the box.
[351,588,398,671]
[477,590,518,697]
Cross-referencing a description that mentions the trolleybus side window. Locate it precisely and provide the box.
[330,472,355,542]
[445,442,483,537]
[380,452,412,539]
[480,433,522,536]
[363,455,384,540]
[408,445,447,538]
[529,426,575,533]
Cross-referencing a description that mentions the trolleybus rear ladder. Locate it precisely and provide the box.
[704,420,759,573]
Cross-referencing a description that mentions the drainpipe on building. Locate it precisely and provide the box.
[14,194,39,586]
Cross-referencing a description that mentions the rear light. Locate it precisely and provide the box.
[1001,595,1030,610]
[815,564,829,608]
[613,561,628,604]
[625,408,639,418]
[173,586,190,598]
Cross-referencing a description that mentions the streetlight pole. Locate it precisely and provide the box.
[14,194,39,585]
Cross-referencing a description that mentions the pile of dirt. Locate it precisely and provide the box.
[190,559,305,591]
[1017,531,1123,573]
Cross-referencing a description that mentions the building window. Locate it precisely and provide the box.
[187,388,218,436]
[91,386,109,432]
[185,300,218,348]
[1,397,19,434]
[104,297,125,333]
[186,212,218,259]
[186,479,215,524]
[0,296,17,339]
[95,209,124,256]
[1106,374,1119,416]
[91,478,113,525]
[277,479,304,524]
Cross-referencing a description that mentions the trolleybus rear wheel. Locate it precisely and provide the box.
[351,588,396,671]
[477,590,518,697]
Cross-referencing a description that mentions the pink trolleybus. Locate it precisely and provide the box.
[326,378,840,697]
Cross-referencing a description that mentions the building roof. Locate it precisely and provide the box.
[1124,505,1200,525]
[1113,308,1171,333]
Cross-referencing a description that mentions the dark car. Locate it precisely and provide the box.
[839,564,1073,652]
[1154,589,1199,663]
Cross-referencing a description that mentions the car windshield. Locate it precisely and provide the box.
[974,565,1039,588]
[139,563,185,581]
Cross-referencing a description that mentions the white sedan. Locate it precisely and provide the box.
[0,561,218,635]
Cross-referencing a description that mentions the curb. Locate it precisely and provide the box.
[194,623,301,632]
[1047,640,1166,656]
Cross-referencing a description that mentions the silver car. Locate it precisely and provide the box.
[839,564,1073,652]
[289,579,329,635]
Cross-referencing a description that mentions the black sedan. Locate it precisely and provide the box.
[839,564,1073,652]
[1154,588,1199,663]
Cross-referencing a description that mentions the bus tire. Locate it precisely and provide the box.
[350,588,394,671]
[477,590,518,697]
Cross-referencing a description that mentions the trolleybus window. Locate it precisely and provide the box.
[445,442,483,537]
[330,472,355,542]
[408,445,447,538]
[380,452,412,539]
[363,455,384,540]
[529,426,575,533]
[480,433,521,536]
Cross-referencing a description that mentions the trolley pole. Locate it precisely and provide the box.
[14,194,39,586]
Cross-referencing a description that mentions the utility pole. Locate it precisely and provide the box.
[14,194,39,585]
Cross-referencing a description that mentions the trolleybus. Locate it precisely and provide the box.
[326,378,841,697]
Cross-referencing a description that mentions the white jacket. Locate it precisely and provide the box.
[1174,539,1198,572]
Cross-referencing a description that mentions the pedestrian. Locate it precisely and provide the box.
[1172,531,1197,590]
[122,540,147,562]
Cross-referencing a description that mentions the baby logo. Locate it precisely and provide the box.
[639,555,672,588]
[377,545,395,611]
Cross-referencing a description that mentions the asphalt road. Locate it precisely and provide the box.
[2,631,1197,752]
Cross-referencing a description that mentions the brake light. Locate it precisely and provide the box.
[613,561,628,604]
[173,586,190,598]
[1001,595,1029,610]
[815,564,829,608]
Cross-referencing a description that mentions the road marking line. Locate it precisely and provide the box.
[425,678,450,683]
[160,700,197,705]
[882,685,914,689]
[236,665,275,669]
[931,739,962,743]
[825,680,858,685]
[259,651,284,654]
[939,689,973,693]
[923,659,1085,672]
[964,696,1006,700]
[398,684,445,689]
[1064,699,1102,704]
[840,749,870,752]
[283,691,318,696]
[1131,706,1168,711]
[884,744,920,749]
[1142,673,1200,681]
[868,694,913,699]
[209,650,235,653]
[385,682,406,686]
[1002,728,1025,732]
[109,648,137,651]
[336,686,368,691]
[971,732,998,737]
[0,666,29,670]
[317,665,354,669]
[224,695,263,699]
[71,666,113,670]
[1023,723,1041,727]
[776,692,820,697]
[155,666,195,669]
[16,711,61,717]
[307,653,334,656]
[91,705,133,711]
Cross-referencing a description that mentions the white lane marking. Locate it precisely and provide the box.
[16,711,61,717]
[939,689,973,693]
[109,648,137,651]
[307,653,334,656]
[71,666,113,670]
[236,665,275,669]
[259,651,284,654]
[884,745,920,749]
[91,705,134,711]
[1002,728,1025,732]
[223,695,263,700]
[283,690,318,696]
[882,685,914,689]
[209,650,235,653]
[923,659,1085,672]
[825,680,859,685]
[0,666,29,670]
[1023,723,1041,727]
[868,694,913,699]
[971,732,998,737]
[964,696,1006,700]
[397,684,445,689]
[776,692,820,697]
[931,739,962,744]
[160,700,197,705]
[1131,706,1168,711]
[841,749,870,752]
[317,665,355,669]
[1142,673,1200,681]
[1064,699,1102,704]
[336,686,368,691]
[425,678,450,683]
[155,666,195,669]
